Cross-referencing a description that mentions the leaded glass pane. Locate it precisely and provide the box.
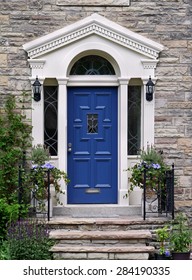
[70,55,115,75]
[128,86,141,155]
[44,86,58,156]
[87,114,98,134]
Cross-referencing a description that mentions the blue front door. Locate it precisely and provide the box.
[67,87,118,204]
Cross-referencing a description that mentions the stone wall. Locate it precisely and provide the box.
[0,0,192,214]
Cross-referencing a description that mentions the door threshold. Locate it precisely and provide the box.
[53,205,141,217]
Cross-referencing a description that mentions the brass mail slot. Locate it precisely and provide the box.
[85,188,100,194]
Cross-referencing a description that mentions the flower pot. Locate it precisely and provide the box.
[129,187,143,205]
[155,253,171,260]
[172,252,191,260]
[36,197,52,218]
[44,174,54,187]
[146,188,157,199]
[141,190,158,217]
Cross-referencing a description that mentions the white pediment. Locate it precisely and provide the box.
[23,13,163,60]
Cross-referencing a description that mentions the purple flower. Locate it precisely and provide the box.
[165,250,171,257]
[151,163,161,169]
[32,164,38,169]
[41,162,55,169]
[138,162,148,169]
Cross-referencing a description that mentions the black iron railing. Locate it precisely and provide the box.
[143,164,174,220]
[18,166,51,221]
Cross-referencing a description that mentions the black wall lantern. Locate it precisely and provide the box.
[33,76,41,102]
[146,76,154,102]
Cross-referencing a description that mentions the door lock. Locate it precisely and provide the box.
[68,143,72,152]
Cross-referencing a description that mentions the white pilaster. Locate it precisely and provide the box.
[28,59,46,147]
[141,60,158,148]
[57,78,69,205]
[142,78,156,149]
[30,77,45,146]
[118,78,129,205]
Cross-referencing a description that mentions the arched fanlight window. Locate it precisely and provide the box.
[70,55,115,75]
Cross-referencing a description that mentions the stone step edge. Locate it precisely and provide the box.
[50,245,155,253]
[49,230,152,240]
[48,217,168,226]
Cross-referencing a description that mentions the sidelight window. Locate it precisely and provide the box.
[128,86,141,155]
[44,86,58,156]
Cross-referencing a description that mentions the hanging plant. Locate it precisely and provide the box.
[30,145,69,204]
[128,145,170,194]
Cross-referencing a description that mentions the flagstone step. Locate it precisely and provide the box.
[50,244,154,260]
[49,229,155,259]
[48,216,171,260]
[48,216,168,232]
[50,245,154,253]
[49,229,152,240]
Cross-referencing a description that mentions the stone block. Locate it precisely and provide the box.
[115,253,149,260]
[184,189,192,200]
[87,253,109,259]
[0,15,9,24]
[164,40,188,48]
[178,137,192,149]
[0,54,7,67]
[56,0,130,6]
[179,176,192,188]
[175,201,192,209]
[168,102,192,109]
[28,0,44,10]
[109,253,115,259]
[54,252,87,259]
[0,76,8,86]
[0,1,27,11]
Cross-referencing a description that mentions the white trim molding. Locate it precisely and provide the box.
[141,59,159,69]
[23,14,163,60]
[28,59,46,69]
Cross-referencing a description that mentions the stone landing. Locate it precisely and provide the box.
[52,205,141,218]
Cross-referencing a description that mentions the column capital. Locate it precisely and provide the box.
[118,77,130,85]
[57,78,69,85]
[141,59,159,70]
[28,59,46,70]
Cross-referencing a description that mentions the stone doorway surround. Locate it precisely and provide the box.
[23,13,163,208]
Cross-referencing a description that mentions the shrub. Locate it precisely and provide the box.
[0,240,11,260]
[156,226,170,256]
[170,213,192,253]
[7,219,54,260]
[0,198,20,241]
[0,94,32,203]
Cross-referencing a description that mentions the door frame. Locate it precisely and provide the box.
[61,75,129,206]
[63,75,125,205]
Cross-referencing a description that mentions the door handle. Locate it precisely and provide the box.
[68,143,72,152]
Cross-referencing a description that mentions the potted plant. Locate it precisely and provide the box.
[128,145,170,194]
[169,213,192,260]
[31,144,50,166]
[155,226,171,259]
[127,145,170,215]
[30,144,69,212]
